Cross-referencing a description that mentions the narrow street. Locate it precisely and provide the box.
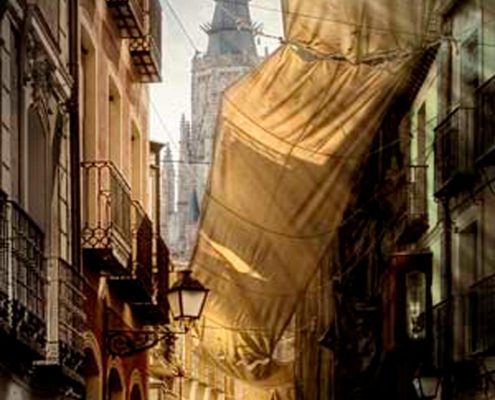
[0,0,494,399]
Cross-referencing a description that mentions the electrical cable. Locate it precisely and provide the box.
[218,0,495,41]
[161,0,200,52]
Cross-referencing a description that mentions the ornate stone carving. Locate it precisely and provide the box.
[24,34,60,121]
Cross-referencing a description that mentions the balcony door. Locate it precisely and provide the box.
[27,106,48,232]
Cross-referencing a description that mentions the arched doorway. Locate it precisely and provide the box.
[83,347,100,400]
[108,368,124,400]
[130,385,143,400]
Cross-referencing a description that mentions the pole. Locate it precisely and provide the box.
[442,197,453,400]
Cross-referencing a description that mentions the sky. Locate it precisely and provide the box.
[150,0,284,150]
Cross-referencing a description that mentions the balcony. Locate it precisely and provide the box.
[133,235,170,325]
[108,202,153,303]
[397,165,429,245]
[469,273,495,354]
[475,75,495,166]
[434,106,475,197]
[0,194,46,357]
[106,0,145,38]
[81,161,132,273]
[129,0,162,82]
[35,258,85,384]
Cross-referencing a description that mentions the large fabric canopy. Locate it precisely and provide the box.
[190,0,439,397]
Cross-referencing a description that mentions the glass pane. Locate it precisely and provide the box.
[421,377,440,397]
[406,271,427,339]
[182,291,206,319]
[167,290,181,319]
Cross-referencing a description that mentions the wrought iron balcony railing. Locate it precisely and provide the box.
[38,258,85,383]
[397,165,429,245]
[129,0,162,82]
[434,106,475,197]
[81,161,132,272]
[0,194,46,356]
[108,202,153,302]
[106,0,145,38]
[475,75,495,166]
[432,299,448,370]
[469,273,495,354]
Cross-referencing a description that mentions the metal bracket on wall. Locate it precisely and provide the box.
[105,329,179,358]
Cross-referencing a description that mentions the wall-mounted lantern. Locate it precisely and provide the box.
[105,269,209,358]
[167,269,209,322]
[382,252,433,352]
[412,364,442,399]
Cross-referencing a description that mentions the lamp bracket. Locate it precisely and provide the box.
[105,327,187,358]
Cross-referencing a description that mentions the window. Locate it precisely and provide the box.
[459,222,479,283]
[27,107,48,231]
[10,26,21,201]
[411,105,428,219]
[109,80,122,167]
[131,125,142,200]
[461,30,479,107]
[417,104,426,164]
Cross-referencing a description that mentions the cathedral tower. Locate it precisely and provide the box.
[175,0,260,260]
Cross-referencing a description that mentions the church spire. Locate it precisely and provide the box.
[203,0,257,58]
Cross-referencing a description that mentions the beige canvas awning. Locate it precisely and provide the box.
[189,0,440,397]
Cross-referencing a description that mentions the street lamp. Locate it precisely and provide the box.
[412,365,442,400]
[105,269,209,358]
[167,269,209,322]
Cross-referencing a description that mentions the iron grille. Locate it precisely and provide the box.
[48,258,85,376]
[475,75,495,165]
[81,161,132,254]
[469,273,495,354]
[106,0,145,38]
[129,0,162,82]
[434,106,474,195]
[0,196,46,354]
[0,192,8,330]
[10,201,45,318]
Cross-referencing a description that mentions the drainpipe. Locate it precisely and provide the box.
[68,0,81,275]
[67,0,83,393]
[441,24,454,400]
[442,197,453,400]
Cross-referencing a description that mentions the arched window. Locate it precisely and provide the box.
[83,348,100,400]
[108,368,124,400]
[27,106,48,231]
[130,385,143,400]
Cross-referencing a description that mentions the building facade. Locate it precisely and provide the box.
[79,0,168,399]
[0,0,170,399]
[0,0,83,398]
[295,0,495,399]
